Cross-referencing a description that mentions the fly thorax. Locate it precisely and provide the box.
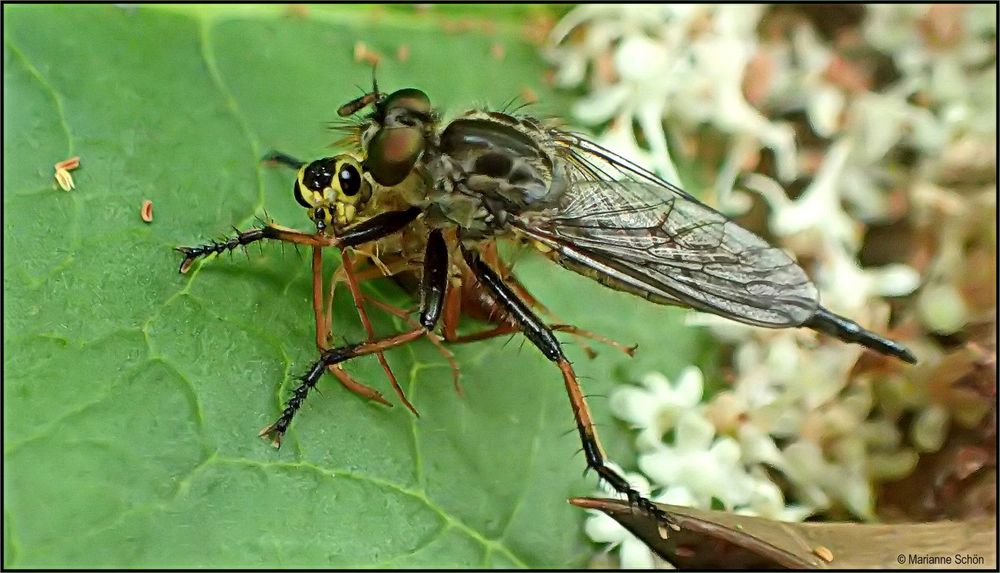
[420,113,562,236]
[419,155,494,234]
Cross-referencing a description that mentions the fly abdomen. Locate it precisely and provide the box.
[803,307,917,364]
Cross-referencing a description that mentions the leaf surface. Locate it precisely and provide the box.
[3,5,711,567]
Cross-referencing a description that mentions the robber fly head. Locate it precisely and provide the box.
[293,155,372,232]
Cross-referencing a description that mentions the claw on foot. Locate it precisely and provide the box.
[635,496,678,530]
[175,247,197,274]
[258,422,284,448]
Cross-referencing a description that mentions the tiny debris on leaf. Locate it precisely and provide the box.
[520,86,539,105]
[53,156,80,191]
[353,41,381,66]
[285,4,308,19]
[490,42,505,61]
[140,199,153,223]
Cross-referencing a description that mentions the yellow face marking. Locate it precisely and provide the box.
[295,155,370,229]
[334,202,358,227]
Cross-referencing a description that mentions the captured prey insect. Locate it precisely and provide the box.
[176,84,916,526]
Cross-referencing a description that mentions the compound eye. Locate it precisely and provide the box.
[384,88,431,116]
[380,88,432,128]
[293,180,312,208]
[338,162,362,196]
[365,126,424,186]
[302,159,335,191]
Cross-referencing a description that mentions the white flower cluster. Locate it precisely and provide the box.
[549,4,798,209]
[546,4,995,569]
[589,367,818,569]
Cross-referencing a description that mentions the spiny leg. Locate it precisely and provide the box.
[324,253,419,361]
[260,229,450,447]
[258,329,426,447]
[461,245,675,526]
[312,246,330,350]
[442,321,635,357]
[175,207,421,273]
[260,147,417,394]
[175,223,334,274]
[441,275,464,342]
[311,245,392,408]
[548,325,637,357]
[327,367,391,406]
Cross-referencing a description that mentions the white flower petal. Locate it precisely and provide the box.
[837,471,875,520]
[655,485,698,508]
[571,85,631,125]
[615,35,669,81]
[709,437,743,468]
[808,86,846,138]
[638,447,681,486]
[911,404,950,453]
[675,411,716,452]
[917,282,969,334]
[867,264,922,297]
[738,425,787,469]
[640,371,673,395]
[745,478,786,519]
[779,504,818,523]
[609,386,660,427]
[619,537,657,570]
[673,366,705,406]
[584,512,627,545]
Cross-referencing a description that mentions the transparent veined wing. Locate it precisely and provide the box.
[511,131,819,327]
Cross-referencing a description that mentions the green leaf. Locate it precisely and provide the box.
[3,5,714,568]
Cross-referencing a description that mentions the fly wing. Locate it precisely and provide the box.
[512,131,819,327]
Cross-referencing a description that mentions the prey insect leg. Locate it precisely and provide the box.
[804,307,917,364]
[337,247,419,415]
[364,296,463,397]
[312,246,330,350]
[311,246,392,408]
[326,253,461,398]
[442,321,636,357]
[260,229,450,447]
[462,246,675,526]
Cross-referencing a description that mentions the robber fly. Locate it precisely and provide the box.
[251,150,629,417]
[176,84,916,525]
